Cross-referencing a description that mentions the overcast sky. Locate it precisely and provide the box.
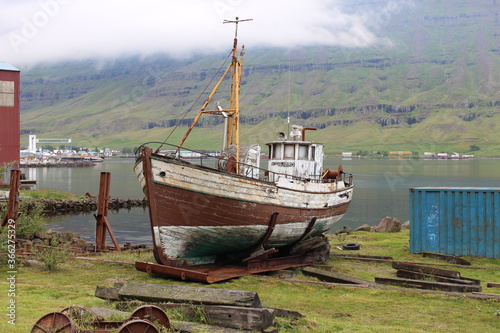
[0,0,408,66]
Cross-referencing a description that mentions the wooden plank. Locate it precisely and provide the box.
[458,276,482,285]
[392,262,461,278]
[423,252,471,265]
[396,270,479,285]
[487,282,500,288]
[158,304,274,331]
[330,253,393,260]
[375,277,482,293]
[117,282,262,308]
[333,256,488,269]
[257,275,369,288]
[302,267,372,285]
[472,292,500,300]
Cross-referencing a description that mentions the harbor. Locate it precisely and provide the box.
[18,157,500,248]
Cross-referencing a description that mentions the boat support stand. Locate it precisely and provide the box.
[94,172,121,252]
[135,213,330,283]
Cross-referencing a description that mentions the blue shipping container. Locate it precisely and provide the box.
[409,187,500,258]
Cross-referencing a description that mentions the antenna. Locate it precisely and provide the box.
[223,17,253,38]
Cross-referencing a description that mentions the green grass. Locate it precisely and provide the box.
[20,189,85,200]
[1,230,499,332]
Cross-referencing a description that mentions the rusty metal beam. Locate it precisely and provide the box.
[241,212,278,262]
[135,261,212,283]
[1,169,21,227]
[135,234,330,284]
[94,172,120,251]
[282,217,317,253]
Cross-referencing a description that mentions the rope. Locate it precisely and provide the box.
[155,50,233,152]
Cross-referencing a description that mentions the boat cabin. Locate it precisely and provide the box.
[266,126,324,181]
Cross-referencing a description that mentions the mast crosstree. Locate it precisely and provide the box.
[177,17,252,173]
[223,16,253,38]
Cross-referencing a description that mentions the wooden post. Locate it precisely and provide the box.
[94,172,121,251]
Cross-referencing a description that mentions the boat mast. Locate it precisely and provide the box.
[176,17,251,173]
[225,17,251,170]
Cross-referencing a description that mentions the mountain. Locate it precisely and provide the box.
[19,0,500,156]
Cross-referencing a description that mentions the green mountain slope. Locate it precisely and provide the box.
[19,0,500,156]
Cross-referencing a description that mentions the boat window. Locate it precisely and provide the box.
[272,144,282,159]
[284,144,295,159]
[298,145,308,159]
[311,146,316,161]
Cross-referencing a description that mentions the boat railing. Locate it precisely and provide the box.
[200,152,353,186]
[138,143,353,186]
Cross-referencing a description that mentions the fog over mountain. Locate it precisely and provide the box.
[1,0,400,65]
[8,0,500,155]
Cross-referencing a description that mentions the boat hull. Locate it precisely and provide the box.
[136,147,353,265]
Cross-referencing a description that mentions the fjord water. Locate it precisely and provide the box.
[30,157,500,246]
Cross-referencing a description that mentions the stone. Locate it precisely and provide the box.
[335,226,352,235]
[46,229,57,235]
[24,259,44,269]
[401,220,410,230]
[34,231,49,240]
[354,224,371,232]
[60,231,80,243]
[374,217,401,232]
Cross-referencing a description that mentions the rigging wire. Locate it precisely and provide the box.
[287,48,291,135]
[155,49,233,153]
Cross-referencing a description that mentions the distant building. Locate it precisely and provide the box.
[0,62,20,185]
[342,152,353,158]
[389,151,413,156]
[437,153,448,159]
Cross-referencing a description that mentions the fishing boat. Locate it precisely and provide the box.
[134,18,354,282]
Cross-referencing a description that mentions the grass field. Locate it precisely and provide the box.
[1,230,499,332]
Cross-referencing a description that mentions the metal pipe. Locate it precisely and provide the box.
[301,127,317,141]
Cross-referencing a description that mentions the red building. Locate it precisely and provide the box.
[0,62,20,185]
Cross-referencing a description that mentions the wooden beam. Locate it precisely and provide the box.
[330,253,393,260]
[392,262,461,278]
[117,282,262,308]
[375,277,482,293]
[472,292,500,300]
[396,270,480,285]
[157,304,274,331]
[302,267,373,285]
[333,255,488,269]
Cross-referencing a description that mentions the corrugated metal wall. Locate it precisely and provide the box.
[0,63,21,185]
[409,187,500,258]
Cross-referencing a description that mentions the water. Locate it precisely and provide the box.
[331,158,500,230]
[27,158,150,245]
[26,157,500,246]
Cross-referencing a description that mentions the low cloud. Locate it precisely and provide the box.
[0,0,404,66]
